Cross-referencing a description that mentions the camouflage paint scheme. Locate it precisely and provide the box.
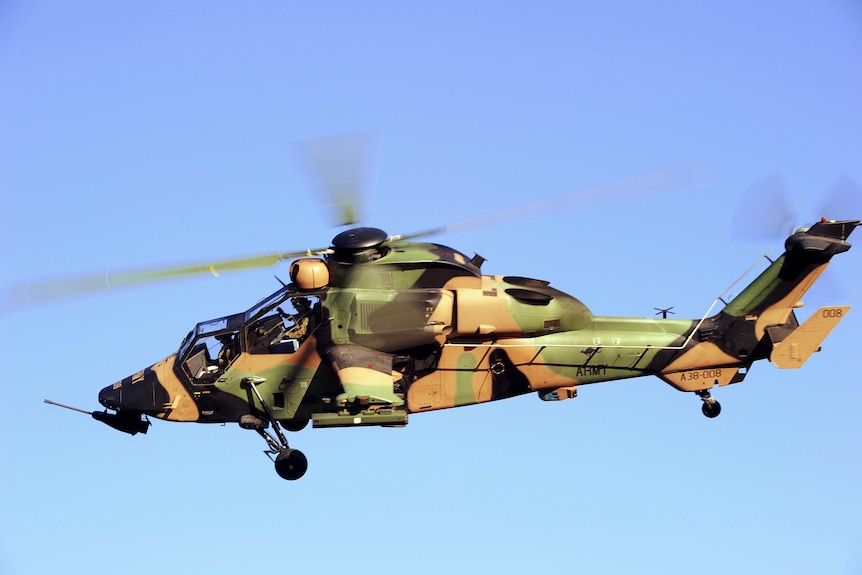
[97,219,857,477]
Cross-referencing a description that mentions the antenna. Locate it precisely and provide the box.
[654,307,675,319]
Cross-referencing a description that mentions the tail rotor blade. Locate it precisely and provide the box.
[731,172,798,241]
[819,174,862,222]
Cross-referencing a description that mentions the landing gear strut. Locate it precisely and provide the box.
[695,389,721,419]
[240,377,308,481]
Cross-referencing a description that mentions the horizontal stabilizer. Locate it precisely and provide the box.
[770,306,850,369]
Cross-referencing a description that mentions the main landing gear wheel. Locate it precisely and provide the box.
[240,377,309,481]
[275,449,308,481]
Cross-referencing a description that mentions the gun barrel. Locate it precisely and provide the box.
[44,399,93,416]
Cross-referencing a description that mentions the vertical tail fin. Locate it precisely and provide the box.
[722,220,858,338]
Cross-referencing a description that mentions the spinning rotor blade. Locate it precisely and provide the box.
[731,172,862,242]
[820,174,862,222]
[729,172,862,304]
[730,172,797,240]
[4,130,376,313]
[388,162,712,242]
[3,154,711,313]
[1,247,330,313]
[297,130,375,227]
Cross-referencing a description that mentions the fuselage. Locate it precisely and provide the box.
[98,238,705,426]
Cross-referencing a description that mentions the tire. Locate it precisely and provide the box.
[702,400,721,419]
[274,449,308,480]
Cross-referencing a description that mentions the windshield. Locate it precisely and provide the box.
[177,313,245,372]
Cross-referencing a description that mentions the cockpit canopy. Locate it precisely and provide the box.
[176,285,321,385]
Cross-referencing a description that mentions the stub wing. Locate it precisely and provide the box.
[769,306,850,369]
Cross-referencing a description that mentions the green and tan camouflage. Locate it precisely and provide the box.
[93,219,857,480]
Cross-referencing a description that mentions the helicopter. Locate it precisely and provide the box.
[6,136,858,482]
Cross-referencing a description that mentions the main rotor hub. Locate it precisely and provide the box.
[330,227,389,263]
[331,227,388,251]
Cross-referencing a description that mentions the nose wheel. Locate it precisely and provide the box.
[695,390,721,418]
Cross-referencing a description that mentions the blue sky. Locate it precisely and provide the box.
[1,2,861,574]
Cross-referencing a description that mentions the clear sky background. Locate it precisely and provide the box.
[1,2,861,574]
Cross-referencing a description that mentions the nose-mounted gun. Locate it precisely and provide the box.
[44,399,150,435]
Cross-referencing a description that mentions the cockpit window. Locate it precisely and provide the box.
[244,285,291,324]
[180,328,241,385]
[177,313,244,385]
[246,294,319,354]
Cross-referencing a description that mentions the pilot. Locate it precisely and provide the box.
[285,297,312,339]
[216,332,240,367]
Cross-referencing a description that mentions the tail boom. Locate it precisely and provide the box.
[657,219,858,392]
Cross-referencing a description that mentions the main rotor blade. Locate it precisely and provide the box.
[388,162,712,242]
[297,130,376,227]
[1,248,329,313]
